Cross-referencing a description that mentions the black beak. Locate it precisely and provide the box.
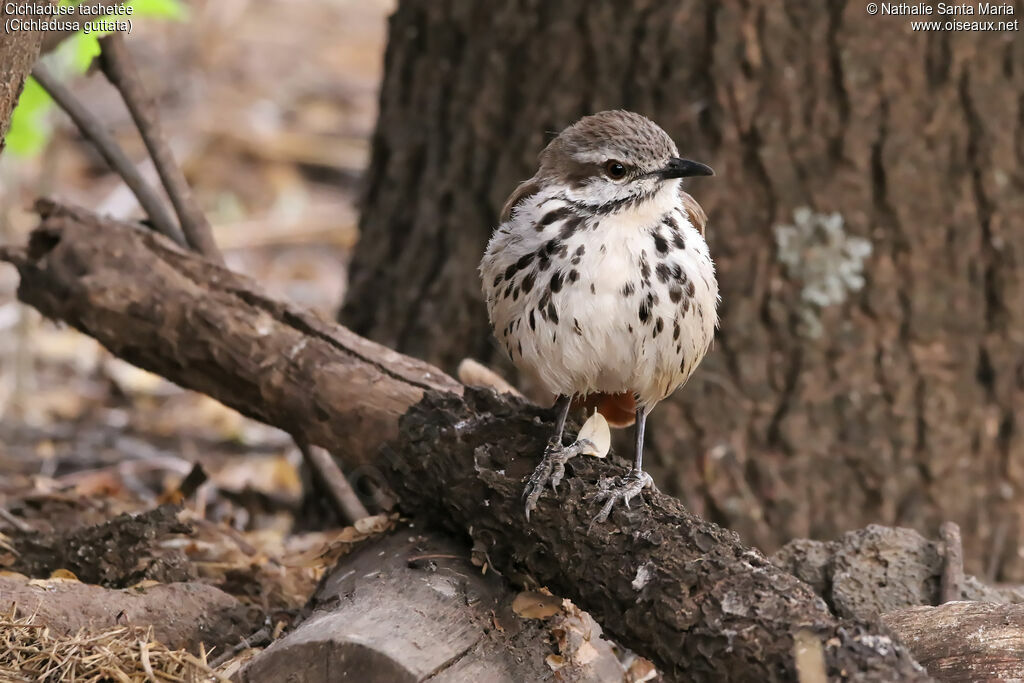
[659,157,714,179]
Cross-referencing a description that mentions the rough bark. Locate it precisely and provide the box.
[882,602,1024,682]
[0,202,929,681]
[0,1,47,151]
[392,388,926,682]
[7,504,196,587]
[770,524,1021,621]
[240,530,626,682]
[344,0,1024,579]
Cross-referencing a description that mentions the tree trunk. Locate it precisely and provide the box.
[0,1,47,150]
[343,0,1024,578]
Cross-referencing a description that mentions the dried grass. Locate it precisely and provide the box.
[0,607,231,683]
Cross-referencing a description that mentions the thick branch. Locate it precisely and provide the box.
[1,200,460,465]
[0,201,928,681]
[883,602,1024,682]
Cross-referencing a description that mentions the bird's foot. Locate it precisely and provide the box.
[591,469,654,523]
[523,437,598,520]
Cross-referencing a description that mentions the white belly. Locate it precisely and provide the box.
[481,188,718,408]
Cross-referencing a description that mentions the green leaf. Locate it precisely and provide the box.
[5,0,188,158]
[128,0,188,20]
[69,33,103,72]
[59,0,187,18]
[6,78,54,158]
[68,0,187,66]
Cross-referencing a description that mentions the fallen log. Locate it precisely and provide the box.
[240,529,626,682]
[882,602,1024,682]
[0,575,258,654]
[0,200,928,680]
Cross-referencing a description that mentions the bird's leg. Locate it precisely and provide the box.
[592,406,654,523]
[524,394,596,519]
[549,393,573,451]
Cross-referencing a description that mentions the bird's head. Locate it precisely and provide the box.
[537,110,713,212]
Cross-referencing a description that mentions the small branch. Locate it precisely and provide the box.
[30,65,185,247]
[98,34,224,264]
[208,625,272,669]
[457,358,524,397]
[939,521,964,603]
[0,506,33,534]
[297,441,370,525]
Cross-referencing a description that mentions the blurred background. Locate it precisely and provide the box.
[0,5,389,484]
[1,0,1022,593]
[0,1,395,649]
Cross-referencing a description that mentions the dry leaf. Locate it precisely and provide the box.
[577,410,610,458]
[574,640,600,666]
[627,657,658,682]
[71,470,126,498]
[48,568,79,581]
[211,455,302,500]
[512,590,563,619]
[29,578,61,588]
[280,516,396,569]
[490,611,506,633]
[353,513,391,535]
[103,358,169,395]
[545,654,566,671]
[130,580,162,591]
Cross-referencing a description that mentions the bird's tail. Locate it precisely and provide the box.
[572,392,636,428]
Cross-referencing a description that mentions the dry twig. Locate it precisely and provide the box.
[208,626,272,670]
[97,34,223,264]
[297,441,370,525]
[939,521,964,603]
[29,64,185,248]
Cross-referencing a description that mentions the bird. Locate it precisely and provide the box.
[479,110,718,522]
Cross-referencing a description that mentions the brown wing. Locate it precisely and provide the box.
[499,177,542,223]
[679,189,707,237]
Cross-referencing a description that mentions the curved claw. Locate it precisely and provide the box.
[523,444,562,520]
[524,439,593,520]
[550,460,567,492]
[590,469,654,524]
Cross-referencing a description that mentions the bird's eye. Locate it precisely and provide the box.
[604,160,627,180]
